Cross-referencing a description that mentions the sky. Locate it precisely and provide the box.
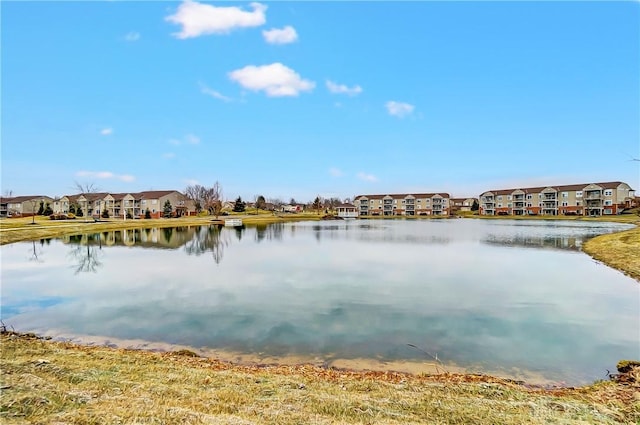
[2,1,639,202]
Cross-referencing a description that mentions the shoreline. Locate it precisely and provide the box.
[1,330,638,424]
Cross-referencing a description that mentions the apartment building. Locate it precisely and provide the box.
[354,193,451,216]
[52,190,195,218]
[479,181,635,216]
[0,195,54,217]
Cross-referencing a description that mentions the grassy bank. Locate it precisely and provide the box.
[1,332,638,424]
[583,225,640,281]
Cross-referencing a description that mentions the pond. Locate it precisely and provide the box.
[1,219,638,385]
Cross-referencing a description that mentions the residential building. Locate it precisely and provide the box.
[479,181,635,216]
[450,198,477,215]
[335,203,357,218]
[0,195,54,217]
[353,193,451,216]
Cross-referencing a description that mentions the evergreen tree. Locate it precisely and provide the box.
[76,206,83,217]
[43,203,53,216]
[471,199,479,212]
[312,196,322,214]
[101,209,109,218]
[69,204,76,214]
[163,200,173,218]
[126,211,133,219]
[145,209,151,219]
[233,196,246,212]
[37,201,44,215]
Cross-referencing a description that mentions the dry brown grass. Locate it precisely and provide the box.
[583,224,640,281]
[1,333,638,424]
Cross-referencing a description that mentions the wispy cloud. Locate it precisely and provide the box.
[326,80,362,96]
[166,1,267,39]
[76,170,135,182]
[100,128,113,136]
[357,172,378,182]
[169,134,201,146]
[184,178,199,186]
[124,31,140,42]
[262,25,298,44]
[199,82,232,102]
[329,167,344,177]
[385,101,414,118]
[229,62,315,97]
[163,152,176,159]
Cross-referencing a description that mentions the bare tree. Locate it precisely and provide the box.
[74,181,99,221]
[184,184,207,213]
[3,189,13,198]
[204,181,223,218]
[185,182,223,217]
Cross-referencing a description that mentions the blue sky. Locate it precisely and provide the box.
[2,1,639,201]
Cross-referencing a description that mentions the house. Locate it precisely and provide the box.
[335,203,358,218]
[449,198,477,215]
[353,193,451,216]
[479,181,635,216]
[137,190,193,218]
[0,195,54,217]
[281,204,303,213]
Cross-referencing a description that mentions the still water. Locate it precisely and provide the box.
[1,219,638,385]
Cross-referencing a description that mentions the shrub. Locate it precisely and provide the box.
[144,209,151,219]
[101,209,109,219]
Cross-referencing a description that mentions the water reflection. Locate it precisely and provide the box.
[1,219,637,385]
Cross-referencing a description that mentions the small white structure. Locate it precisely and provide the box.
[336,203,358,218]
[224,218,243,227]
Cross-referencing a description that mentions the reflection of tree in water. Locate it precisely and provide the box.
[183,225,228,264]
[254,222,284,243]
[29,240,44,263]
[67,234,103,274]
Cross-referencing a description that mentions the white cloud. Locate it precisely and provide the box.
[357,172,378,182]
[100,128,113,136]
[166,1,267,39]
[169,134,200,146]
[163,153,176,159]
[75,171,135,182]
[185,134,200,145]
[385,101,415,118]
[326,80,362,96]
[329,167,344,177]
[262,25,298,44]
[124,31,140,42]
[199,82,232,102]
[229,62,315,97]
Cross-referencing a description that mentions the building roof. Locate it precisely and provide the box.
[138,190,180,199]
[0,195,51,203]
[481,181,631,196]
[355,193,451,199]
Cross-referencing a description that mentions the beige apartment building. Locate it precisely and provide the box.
[479,181,635,216]
[354,193,451,216]
[450,198,477,214]
[0,195,54,217]
[52,190,194,218]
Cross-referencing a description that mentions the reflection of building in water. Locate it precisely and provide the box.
[61,225,232,264]
[482,235,583,251]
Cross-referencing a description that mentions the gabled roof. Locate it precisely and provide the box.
[481,181,631,196]
[138,190,180,199]
[1,195,51,203]
[355,193,451,200]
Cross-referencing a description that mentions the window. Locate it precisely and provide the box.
[142,200,147,205]
[498,203,503,208]
[526,194,532,200]
[527,203,532,207]
[497,196,503,201]
[604,190,613,196]
[576,191,583,198]
[507,203,512,207]
[370,200,374,204]
[562,192,568,198]
[507,195,512,201]
[604,208,613,215]
[576,201,581,206]
[561,202,568,206]
[604,200,612,206]
[152,200,157,205]
[402,200,405,204]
